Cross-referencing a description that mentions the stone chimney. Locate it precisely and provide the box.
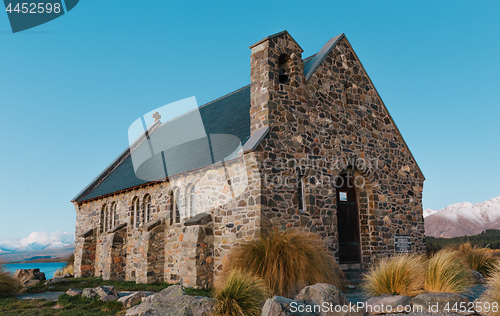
[249,30,305,134]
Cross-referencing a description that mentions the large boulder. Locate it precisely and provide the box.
[262,295,317,316]
[13,269,46,286]
[362,294,411,315]
[411,292,472,315]
[118,291,147,308]
[66,288,83,297]
[125,285,214,316]
[294,283,361,316]
[45,277,68,285]
[95,286,119,301]
[82,288,98,299]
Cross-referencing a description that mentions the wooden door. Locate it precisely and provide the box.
[336,174,361,263]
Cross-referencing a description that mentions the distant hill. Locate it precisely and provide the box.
[0,243,74,263]
[426,229,500,254]
[424,196,500,237]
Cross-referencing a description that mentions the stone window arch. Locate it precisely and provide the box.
[144,194,151,224]
[187,185,196,219]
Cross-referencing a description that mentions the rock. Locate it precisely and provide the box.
[13,269,46,286]
[95,286,118,298]
[62,273,74,278]
[362,294,411,315]
[46,277,68,285]
[82,288,98,299]
[66,288,83,297]
[471,270,486,284]
[101,294,119,302]
[24,280,40,287]
[262,295,317,316]
[411,292,472,315]
[118,291,147,308]
[294,283,361,315]
[125,285,214,316]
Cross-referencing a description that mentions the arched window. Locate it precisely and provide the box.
[173,188,180,223]
[169,191,174,225]
[187,185,196,219]
[298,175,306,213]
[144,195,151,223]
[100,205,106,234]
[111,202,117,228]
[102,204,109,232]
[278,54,292,84]
[132,197,140,229]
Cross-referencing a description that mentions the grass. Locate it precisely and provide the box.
[0,264,21,296]
[0,276,213,316]
[456,242,497,276]
[361,253,426,296]
[425,249,471,293]
[226,228,344,298]
[0,294,123,316]
[213,270,268,316]
[54,265,75,277]
[481,263,500,316]
[27,276,185,294]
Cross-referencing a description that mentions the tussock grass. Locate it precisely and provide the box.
[55,265,75,277]
[213,270,268,316]
[0,264,21,296]
[425,249,471,293]
[361,254,425,296]
[457,243,497,276]
[226,229,344,298]
[481,263,500,316]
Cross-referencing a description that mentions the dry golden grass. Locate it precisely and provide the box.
[425,249,471,293]
[54,265,74,277]
[226,229,344,298]
[0,264,21,296]
[481,263,500,316]
[457,243,497,277]
[212,270,268,316]
[361,253,426,296]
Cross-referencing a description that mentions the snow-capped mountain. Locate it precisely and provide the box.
[425,195,500,238]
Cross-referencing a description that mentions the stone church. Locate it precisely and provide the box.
[72,31,425,289]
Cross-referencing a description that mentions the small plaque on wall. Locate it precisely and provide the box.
[395,235,412,253]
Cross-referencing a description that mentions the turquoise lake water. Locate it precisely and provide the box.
[4,262,66,279]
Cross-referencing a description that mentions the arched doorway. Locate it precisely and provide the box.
[336,173,361,264]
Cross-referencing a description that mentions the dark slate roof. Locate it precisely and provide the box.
[304,33,344,80]
[72,49,322,203]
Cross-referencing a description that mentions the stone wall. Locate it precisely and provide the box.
[74,154,261,287]
[74,31,425,285]
[249,32,425,267]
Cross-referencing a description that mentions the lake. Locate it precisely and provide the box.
[4,262,66,279]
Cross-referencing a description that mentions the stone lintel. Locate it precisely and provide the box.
[80,228,94,238]
[144,218,164,231]
[184,213,212,227]
[107,223,127,234]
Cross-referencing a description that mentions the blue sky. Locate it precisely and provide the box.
[0,1,499,241]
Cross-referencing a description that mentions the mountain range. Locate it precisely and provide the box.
[0,239,74,263]
[424,195,500,238]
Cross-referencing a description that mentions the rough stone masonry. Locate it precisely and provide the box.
[71,30,425,289]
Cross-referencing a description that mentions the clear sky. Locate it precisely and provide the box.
[0,1,499,241]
